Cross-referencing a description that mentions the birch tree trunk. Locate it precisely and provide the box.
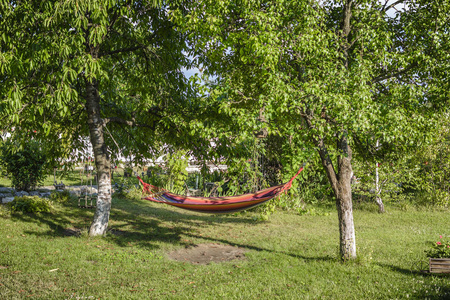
[375,163,385,213]
[375,140,385,213]
[85,78,112,236]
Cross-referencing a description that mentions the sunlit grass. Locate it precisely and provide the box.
[0,195,449,299]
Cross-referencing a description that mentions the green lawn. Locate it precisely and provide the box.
[0,195,449,299]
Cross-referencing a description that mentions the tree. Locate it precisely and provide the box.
[0,137,47,192]
[0,0,195,235]
[174,0,450,259]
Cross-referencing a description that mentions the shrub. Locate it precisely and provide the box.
[0,139,47,192]
[50,190,74,204]
[113,176,130,196]
[7,196,53,213]
[165,150,188,191]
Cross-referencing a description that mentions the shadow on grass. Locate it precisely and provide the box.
[101,196,270,249]
[376,262,430,276]
[2,195,335,263]
[182,232,335,262]
[2,204,93,236]
[414,289,450,300]
[2,195,260,248]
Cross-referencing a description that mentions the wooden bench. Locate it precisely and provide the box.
[429,258,450,273]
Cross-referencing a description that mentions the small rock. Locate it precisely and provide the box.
[15,191,29,197]
[29,191,40,196]
[0,187,14,193]
[2,197,15,204]
[40,192,51,198]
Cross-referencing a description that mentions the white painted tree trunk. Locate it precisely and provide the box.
[375,140,385,213]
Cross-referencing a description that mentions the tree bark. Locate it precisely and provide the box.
[85,78,112,236]
[316,134,356,260]
[375,140,385,213]
[375,163,385,213]
[375,196,385,213]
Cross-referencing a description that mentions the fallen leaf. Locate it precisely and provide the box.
[49,269,59,272]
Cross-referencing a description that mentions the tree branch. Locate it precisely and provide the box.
[303,112,339,190]
[104,117,156,130]
[100,24,172,58]
[371,62,418,84]
[98,45,147,57]
[382,0,406,13]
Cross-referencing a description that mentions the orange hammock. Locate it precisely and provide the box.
[137,164,305,214]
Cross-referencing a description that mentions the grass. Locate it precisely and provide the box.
[0,194,449,299]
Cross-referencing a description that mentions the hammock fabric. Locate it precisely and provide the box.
[137,164,305,214]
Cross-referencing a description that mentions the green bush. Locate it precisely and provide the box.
[50,190,74,204]
[143,165,166,189]
[165,150,188,191]
[0,139,47,192]
[113,176,135,197]
[7,196,53,213]
[140,151,189,193]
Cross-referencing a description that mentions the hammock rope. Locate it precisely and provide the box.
[137,163,306,214]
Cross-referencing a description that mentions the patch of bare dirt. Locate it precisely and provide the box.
[167,243,247,265]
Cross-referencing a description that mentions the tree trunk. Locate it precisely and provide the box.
[317,135,356,260]
[375,140,385,213]
[325,0,356,260]
[375,163,385,213]
[85,78,112,236]
[375,196,385,213]
[335,150,356,260]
